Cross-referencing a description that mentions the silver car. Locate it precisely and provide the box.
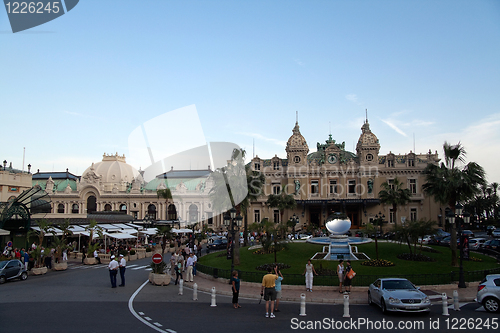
[368,278,431,314]
[0,259,28,284]
[476,274,500,313]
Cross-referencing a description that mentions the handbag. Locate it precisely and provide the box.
[346,269,356,280]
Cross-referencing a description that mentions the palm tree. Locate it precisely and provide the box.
[266,186,297,224]
[156,225,173,255]
[378,177,411,225]
[84,219,103,256]
[27,219,55,268]
[157,188,173,220]
[422,142,486,266]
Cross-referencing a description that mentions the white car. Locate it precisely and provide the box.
[418,235,432,245]
[469,238,487,250]
[298,234,312,240]
[492,230,500,238]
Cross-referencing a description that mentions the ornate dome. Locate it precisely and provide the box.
[286,121,309,150]
[82,153,139,190]
[357,121,379,145]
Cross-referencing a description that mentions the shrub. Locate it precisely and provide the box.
[145,247,152,252]
[361,259,395,267]
[150,261,167,274]
[255,263,291,271]
[397,253,436,262]
[129,249,136,255]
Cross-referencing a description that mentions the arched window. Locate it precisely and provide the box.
[104,204,112,211]
[58,203,65,214]
[167,204,177,220]
[120,204,127,213]
[189,204,198,222]
[87,195,97,214]
[72,204,79,214]
[147,204,156,220]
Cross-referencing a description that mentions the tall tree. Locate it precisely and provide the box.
[157,188,173,220]
[156,225,173,255]
[266,186,297,224]
[84,219,103,256]
[422,142,486,266]
[378,177,411,225]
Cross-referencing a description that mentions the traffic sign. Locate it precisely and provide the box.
[152,253,163,264]
[7,241,12,248]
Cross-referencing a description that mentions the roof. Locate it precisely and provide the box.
[144,178,206,192]
[32,171,80,180]
[157,169,211,179]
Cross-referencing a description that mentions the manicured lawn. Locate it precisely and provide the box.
[199,241,499,277]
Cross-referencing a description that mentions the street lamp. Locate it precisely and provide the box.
[291,213,299,236]
[455,203,467,288]
[224,207,242,274]
[3,160,6,171]
[374,212,385,236]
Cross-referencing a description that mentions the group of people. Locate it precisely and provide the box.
[170,247,198,285]
[107,254,127,288]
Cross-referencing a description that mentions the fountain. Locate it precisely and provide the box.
[307,213,371,261]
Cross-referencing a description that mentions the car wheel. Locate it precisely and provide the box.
[20,272,28,281]
[368,292,373,306]
[381,299,388,314]
[0,276,6,284]
[483,297,500,313]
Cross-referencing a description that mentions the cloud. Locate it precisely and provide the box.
[345,94,358,103]
[293,58,304,66]
[64,110,83,116]
[237,132,287,147]
[381,118,407,137]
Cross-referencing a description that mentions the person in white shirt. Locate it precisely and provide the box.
[108,255,119,288]
[185,253,195,282]
[94,249,101,264]
[192,253,198,276]
[118,254,126,287]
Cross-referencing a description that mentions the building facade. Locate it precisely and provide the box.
[248,119,446,231]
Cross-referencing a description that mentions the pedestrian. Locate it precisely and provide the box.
[170,250,178,275]
[62,248,68,261]
[185,253,195,282]
[174,258,183,285]
[108,255,119,288]
[337,259,344,293]
[23,250,30,271]
[274,267,284,312]
[118,254,126,287]
[302,259,318,292]
[231,270,241,309]
[192,252,197,276]
[94,248,101,264]
[260,266,278,318]
[343,260,353,293]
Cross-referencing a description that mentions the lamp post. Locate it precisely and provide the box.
[3,160,6,171]
[374,211,385,237]
[452,203,467,288]
[292,213,299,236]
[224,207,243,274]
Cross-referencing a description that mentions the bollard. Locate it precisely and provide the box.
[179,279,183,295]
[210,287,217,307]
[299,293,306,316]
[453,290,460,311]
[193,283,198,301]
[343,294,350,318]
[442,293,449,316]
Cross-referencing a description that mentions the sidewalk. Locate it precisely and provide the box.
[181,271,479,304]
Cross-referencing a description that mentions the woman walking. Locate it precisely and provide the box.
[302,259,318,292]
[231,270,241,308]
[343,260,352,293]
[337,259,344,293]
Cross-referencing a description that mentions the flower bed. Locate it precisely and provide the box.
[361,259,395,267]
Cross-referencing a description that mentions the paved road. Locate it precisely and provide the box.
[1,255,498,333]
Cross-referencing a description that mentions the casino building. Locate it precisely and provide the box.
[247,119,446,231]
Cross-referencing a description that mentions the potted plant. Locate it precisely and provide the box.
[145,247,152,257]
[84,220,103,265]
[129,249,137,261]
[148,261,170,286]
[27,219,55,275]
[51,236,68,270]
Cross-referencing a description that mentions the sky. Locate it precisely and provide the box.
[1,0,500,183]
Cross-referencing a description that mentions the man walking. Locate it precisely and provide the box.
[108,255,119,288]
[185,253,195,282]
[260,266,278,318]
[274,268,284,312]
[118,254,126,287]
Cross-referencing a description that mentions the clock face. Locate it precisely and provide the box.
[328,153,337,164]
[366,153,374,161]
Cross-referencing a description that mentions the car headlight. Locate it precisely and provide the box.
[423,297,430,304]
[388,297,400,304]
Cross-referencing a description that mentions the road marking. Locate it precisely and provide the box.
[475,305,486,312]
[144,317,152,321]
[153,322,162,327]
[145,268,152,271]
[127,264,139,268]
[129,280,176,333]
[138,312,144,315]
[165,330,177,333]
[132,265,149,270]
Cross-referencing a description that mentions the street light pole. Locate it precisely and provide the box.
[224,207,242,274]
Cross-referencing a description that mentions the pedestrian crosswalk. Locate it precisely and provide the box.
[68,263,153,271]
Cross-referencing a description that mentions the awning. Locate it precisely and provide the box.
[68,225,87,235]
[110,223,136,230]
[0,228,10,236]
[31,226,64,236]
[106,232,137,240]
[172,228,193,234]
[97,224,123,232]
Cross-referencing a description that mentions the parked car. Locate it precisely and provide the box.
[298,233,312,240]
[368,278,431,314]
[476,274,500,313]
[492,229,500,238]
[461,230,475,238]
[383,232,396,240]
[418,235,432,245]
[355,231,364,237]
[0,259,28,284]
[469,238,487,250]
[440,236,460,247]
[483,239,500,251]
[206,238,228,252]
